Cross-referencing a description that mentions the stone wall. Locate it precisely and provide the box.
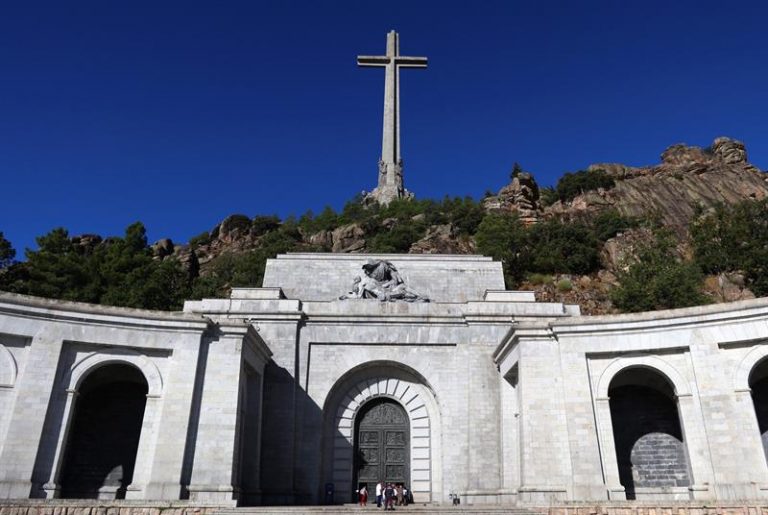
[547,505,768,515]
[262,253,505,302]
[0,502,221,515]
[0,292,271,504]
[496,296,768,502]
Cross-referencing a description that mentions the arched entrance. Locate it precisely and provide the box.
[59,364,148,499]
[322,362,439,504]
[750,358,768,463]
[608,367,691,499]
[354,399,409,496]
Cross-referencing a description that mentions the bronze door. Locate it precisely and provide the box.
[355,399,409,496]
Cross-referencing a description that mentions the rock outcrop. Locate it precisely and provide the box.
[545,137,767,232]
[482,172,541,224]
[331,224,366,253]
[409,224,474,254]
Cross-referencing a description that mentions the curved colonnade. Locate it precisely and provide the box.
[2,255,768,505]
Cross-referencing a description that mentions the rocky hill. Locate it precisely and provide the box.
[484,137,766,229]
[127,138,768,313]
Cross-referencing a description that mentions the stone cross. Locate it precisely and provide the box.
[358,31,427,204]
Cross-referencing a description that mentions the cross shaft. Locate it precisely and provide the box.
[357,31,427,204]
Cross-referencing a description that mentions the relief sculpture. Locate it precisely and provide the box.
[339,259,429,303]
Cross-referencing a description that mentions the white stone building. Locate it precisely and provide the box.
[1,253,768,506]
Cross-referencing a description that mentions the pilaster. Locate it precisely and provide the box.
[0,330,63,499]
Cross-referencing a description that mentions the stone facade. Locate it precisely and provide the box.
[2,253,768,506]
[0,292,271,504]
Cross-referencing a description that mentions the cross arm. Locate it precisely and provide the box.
[394,56,428,68]
[357,55,390,67]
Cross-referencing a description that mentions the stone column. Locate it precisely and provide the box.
[499,370,520,503]
[464,344,503,503]
[187,325,249,504]
[676,392,716,499]
[593,396,626,500]
[256,318,302,504]
[688,340,768,499]
[515,329,572,502]
[124,393,164,499]
[142,337,204,500]
[39,388,78,498]
[730,388,768,496]
[0,330,62,499]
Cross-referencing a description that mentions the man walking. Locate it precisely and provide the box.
[376,480,383,508]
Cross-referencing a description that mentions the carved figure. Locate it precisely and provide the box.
[339,260,429,302]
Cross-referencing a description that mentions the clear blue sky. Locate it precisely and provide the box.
[2,1,767,254]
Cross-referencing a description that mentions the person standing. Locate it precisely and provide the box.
[359,484,368,507]
[385,483,395,510]
[376,481,383,508]
[396,484,404,506]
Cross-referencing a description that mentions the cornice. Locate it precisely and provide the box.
[0,291,210,333]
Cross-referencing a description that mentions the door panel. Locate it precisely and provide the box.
[354,400,410,497]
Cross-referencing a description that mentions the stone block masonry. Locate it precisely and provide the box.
[5,253,768,506]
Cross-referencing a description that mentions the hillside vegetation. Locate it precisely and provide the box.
[1,137,766,314]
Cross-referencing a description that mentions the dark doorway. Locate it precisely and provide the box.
[354,399,409,499]
[60,364,148,499]
[750,358,768,463]
[608,367,690,499]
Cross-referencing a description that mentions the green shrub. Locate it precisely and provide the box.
[475,213,528,286]
[556,278,573,292]
[0,232,15,269]
[189,231,210,248]
[225,214,252,232]
[251,215,281,236]
[527,219,601,275]
[440,196,485,235]
[554,169,615,203]
[298,206,340,234]
[590,210,639,242]
[691,199,768,296]
[527,273,553,285]
[6,223,192,310]
[611,231,707,312]
[367,224,424,253]
[539,186,557,207]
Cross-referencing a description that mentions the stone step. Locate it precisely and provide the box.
[215,507,545,515]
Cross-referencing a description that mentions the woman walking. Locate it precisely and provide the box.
[358,484,368,507]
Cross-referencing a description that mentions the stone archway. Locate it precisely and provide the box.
[323,362,439,504]
[749,357,768,464]
[593,356,715,500]
[59,363,148,499]
[607,367,690,499]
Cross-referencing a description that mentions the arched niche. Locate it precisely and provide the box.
[607,366,691,499]
[65,350,163,396]
[59,363,149,499]
[321,361,440,504]
[593,355,713,500]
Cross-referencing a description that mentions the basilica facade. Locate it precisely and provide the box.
[1,253,768,506]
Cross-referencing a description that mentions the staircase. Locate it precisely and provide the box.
[216,506,546,515]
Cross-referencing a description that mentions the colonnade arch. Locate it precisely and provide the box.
[594,356,713,500]
[41,350,164,499]
[607,367,690,499]
[321,361,440,505]
[59,363,148,498]
[749,357,768,464]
